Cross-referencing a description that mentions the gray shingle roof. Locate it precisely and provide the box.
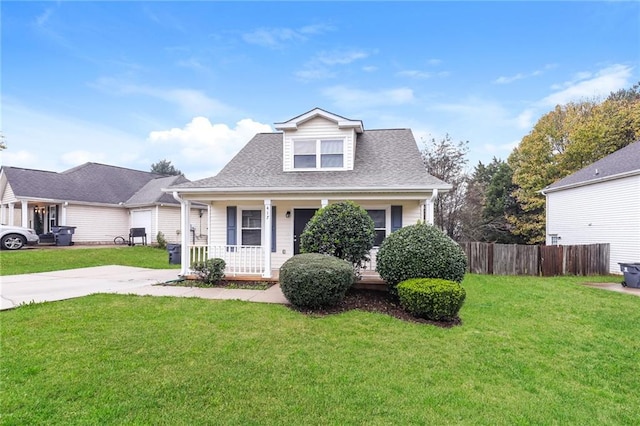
[171,129,450,191]
[544,140,640,192]
[126,175,189,205]
[2,163,184,205]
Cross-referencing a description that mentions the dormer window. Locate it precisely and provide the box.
[293,139,344,169]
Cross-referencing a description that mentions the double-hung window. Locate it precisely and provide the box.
[293,139,344,169]
[366,209,387,247]
[241,210,262,246]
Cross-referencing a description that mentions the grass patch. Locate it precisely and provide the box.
[167,280,273,290]
[0,246,179,276]
[2,274,639,424]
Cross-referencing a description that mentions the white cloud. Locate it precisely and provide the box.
[295,49,372,81]
[1,100,147,172]
[0,150,37,169]
[494,63,557,85]
[316,50,369,65]
[541,64,632,106]
[60,150,106,166]
[242,24,333,49]
[362,65,377,72]
[91,77,235,117]
[516,109,535,129]
[495,73,526,84]
[148,117,273,178]
[397,70,432,79]
[322,85,415,108]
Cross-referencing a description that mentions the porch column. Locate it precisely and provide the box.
[207,204,213,256]
[425,189,438,226]
[181,199,191,276]
[263,199,272,278]
[8,203,15,226]
[0,204,5,224]
[20,200,28,228]
[321,199,328,208]
[61,202,68,225]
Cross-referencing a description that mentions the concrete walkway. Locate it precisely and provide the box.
[1,265,288,310]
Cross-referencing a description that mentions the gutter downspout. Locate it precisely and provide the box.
[172,191,189,276]
[426,188,439,225]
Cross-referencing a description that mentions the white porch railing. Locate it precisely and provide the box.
[189,245,265,276]
[362,247,380,273]
[189,245,379,277]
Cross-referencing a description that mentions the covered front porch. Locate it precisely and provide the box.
[0,199,64,234]
[172,190,439,280]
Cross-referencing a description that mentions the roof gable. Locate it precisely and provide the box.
[274,107,364,133]
[544,141,640,192]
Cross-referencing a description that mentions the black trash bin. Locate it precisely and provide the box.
[619,263,640,288]
[51,226,77,246]
[167,244,181,265]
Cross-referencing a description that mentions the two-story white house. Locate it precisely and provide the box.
[166,108,451,278]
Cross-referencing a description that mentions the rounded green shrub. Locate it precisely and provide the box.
[279,253,355,309]
[300,201,375,270]
[191,258,226,286]
[375,223,467,293]
[397,278,466,321]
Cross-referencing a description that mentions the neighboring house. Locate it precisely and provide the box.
[0,163,207,245]
[166,108,451,277]
[542,141,640,274]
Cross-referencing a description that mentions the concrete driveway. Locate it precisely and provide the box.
[1,266,180,310]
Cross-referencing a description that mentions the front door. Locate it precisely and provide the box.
[293,209,318,254]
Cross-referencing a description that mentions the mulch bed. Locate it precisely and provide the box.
[290,288,461,328]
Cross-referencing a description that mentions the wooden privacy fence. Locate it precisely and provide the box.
[458,242,610,276]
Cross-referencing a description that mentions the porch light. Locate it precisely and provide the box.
[286,211,291,218]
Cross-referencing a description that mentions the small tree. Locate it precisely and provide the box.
[151,159,183,176]
[300,201,375,272]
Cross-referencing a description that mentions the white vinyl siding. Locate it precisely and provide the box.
[157,206,182,244]
[65,205,129,243]
[283,116,356,171]
[546,175,640,273]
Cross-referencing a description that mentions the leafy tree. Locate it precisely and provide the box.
[0,132,6,150]
[461,159,524,243]
[150,159,183,176]
[508,82,640,243]
[421,135,469,240]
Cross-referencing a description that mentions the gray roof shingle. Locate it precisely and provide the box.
[2,163,184,205]
[544,140,640,192]
[172,129,450,191]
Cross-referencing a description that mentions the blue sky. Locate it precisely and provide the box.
[2,1,638,180]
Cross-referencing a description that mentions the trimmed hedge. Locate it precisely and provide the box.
[375,223,467,293]
[279,253,355,309]
[397,278,466,321]
[300,201,375,270]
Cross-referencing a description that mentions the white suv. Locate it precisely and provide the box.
[0,225,40,250]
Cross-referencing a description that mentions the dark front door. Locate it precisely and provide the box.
[293,209,318,254]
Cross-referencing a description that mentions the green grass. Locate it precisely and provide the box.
[0,246,179,275]
[2,274,639,424]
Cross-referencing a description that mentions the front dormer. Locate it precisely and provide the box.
[275,108,364,172]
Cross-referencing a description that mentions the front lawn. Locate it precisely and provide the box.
[2,274,638,424]
[0,246,179,275]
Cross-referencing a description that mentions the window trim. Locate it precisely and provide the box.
[365,206,391,248]
[239,207,263,246]
[293,138,345,170]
